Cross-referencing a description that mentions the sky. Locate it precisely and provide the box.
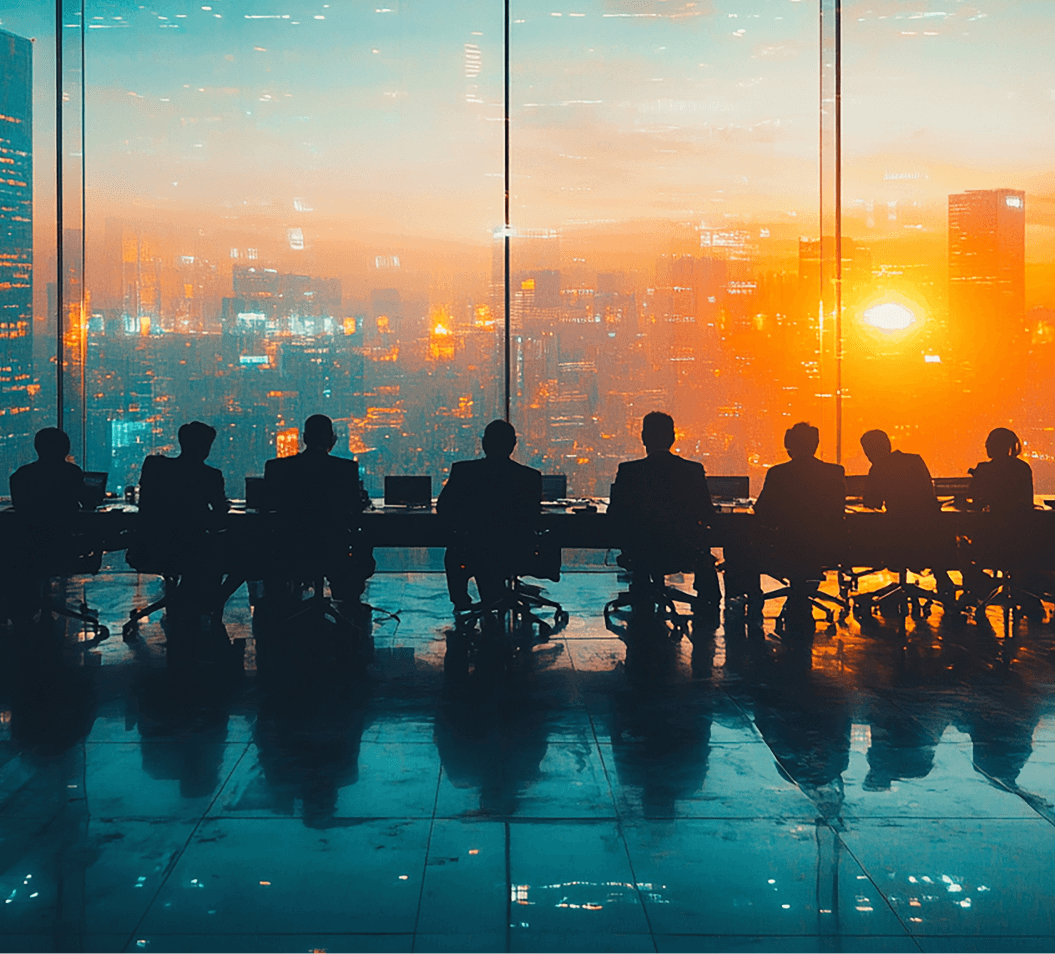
[0,0,1053,260]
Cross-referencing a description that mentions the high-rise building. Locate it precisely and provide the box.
[948,188,1026,359]
[0,29,34,476]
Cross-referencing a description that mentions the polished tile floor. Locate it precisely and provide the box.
[0,563,1054,953]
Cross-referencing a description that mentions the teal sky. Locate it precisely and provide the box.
[1,0,1053,254]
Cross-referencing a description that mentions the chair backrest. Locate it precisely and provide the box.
[245,476,266,510]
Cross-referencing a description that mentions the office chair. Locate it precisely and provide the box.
[965,526,1049,631]
[15,530,110,641]
[453,536,568,644]
[123,573,178,640]
[753,532,848,635]
[602,532,718,641]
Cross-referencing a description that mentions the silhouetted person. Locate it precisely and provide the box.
[859,429,955,603]
[9,428,94,592]
[10,428,90,523]
[437,419,542,611]
[263,414,374,601]
[968,427,1034,517]
[607,411,720,610]
[726,422,845,625]
[963,428,1041,611]
[130,421,232,612]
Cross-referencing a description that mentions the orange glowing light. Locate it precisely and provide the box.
[432,322,450,336]
[275,428,299,458]
[343,316,357,335]
[863,301,915,331]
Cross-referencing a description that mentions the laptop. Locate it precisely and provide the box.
[384,475,432,508]
[933,476,972,498]
[844,474,868,499]
[245,476,266,510]
[82,472,108,510]
[541,474,568,503]
[707,475,750,503]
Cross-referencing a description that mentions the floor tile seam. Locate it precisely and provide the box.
[409,757,445,941]
[610,813,659,953]
[830,823,919,944]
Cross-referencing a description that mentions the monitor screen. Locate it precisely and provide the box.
[82,472,108,509]
[844,474,868,498]
[385,475,432,507]
[708,475,750,502]
[541,474,567,502]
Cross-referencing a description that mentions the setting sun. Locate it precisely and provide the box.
[863,302,916,332]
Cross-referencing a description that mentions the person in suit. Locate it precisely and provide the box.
[607,411,720,611]
[263,414,374,602]
[726,422,845,628]
[859,428,956,604]
[10,427,90,522]
[131,420,233,612]
[437,419,542,611]
[9,428,94,591]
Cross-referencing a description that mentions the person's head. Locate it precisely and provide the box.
[34,427,71,463]
[177,421,217,462]
[482,419,517,458]
[303,414,337,452]
[985,427,1021,460]
[784,421,820,460]
[859,429,892,464]
[641,411,675,453]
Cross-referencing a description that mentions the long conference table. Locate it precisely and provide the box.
[14,500,1054,571]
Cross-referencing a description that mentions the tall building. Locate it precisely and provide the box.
[948,188,1026,359]
[0,29,34,476]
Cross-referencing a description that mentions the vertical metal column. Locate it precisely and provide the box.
[55,0,64,431]
[834,0,843,465]
[503,0,511,423]
[80,0,87,465]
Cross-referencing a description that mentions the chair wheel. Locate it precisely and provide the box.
[97,625,110,642]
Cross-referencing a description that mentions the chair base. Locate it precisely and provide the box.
[974,574,1047,630]
[852,569,956,626]
[763,577,847,635]
[456,579,568,644]
[603,577,711,640]
[44,595,109,642]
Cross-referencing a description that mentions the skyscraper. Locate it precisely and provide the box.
[948,188,1025,360]
[0,29,34,476]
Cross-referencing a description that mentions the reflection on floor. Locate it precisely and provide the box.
[0,566,1054,954]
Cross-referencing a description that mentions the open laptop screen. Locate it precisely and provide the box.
[707,475,750,502]
[541,474,567,502]
[384,475,432,507]
[82,472,108,509]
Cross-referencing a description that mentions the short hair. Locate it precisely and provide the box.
[641,411,675,451]
[303,414,335,449]
[178,421,217,456]
[482,419,517,457]
[985,427,1021,459]
[860,429,891,457]
[34,427,70,462]
[784,421,820,457]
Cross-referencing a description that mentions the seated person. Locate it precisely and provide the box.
[263,414,374,602]
[859,428,955,602]
[437,419,542,612]
[725,422,845,618]
[963,427,1041,609]
[131,420,233,610]
[968,427,1033,517]
[9,427,93,572]
[10,427,90,523]
[606,411,719,609]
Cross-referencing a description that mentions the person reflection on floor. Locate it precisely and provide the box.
[749,660,851,822]
[434,666,549,817]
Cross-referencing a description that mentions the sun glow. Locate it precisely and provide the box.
[863,302,916,332]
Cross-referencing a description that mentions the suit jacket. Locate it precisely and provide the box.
[263,450,364,525]
[863,450,940,522]
[437,455,542,544]
[10,459,89,523]
[137,454,228,531]
[754,455,846,541]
